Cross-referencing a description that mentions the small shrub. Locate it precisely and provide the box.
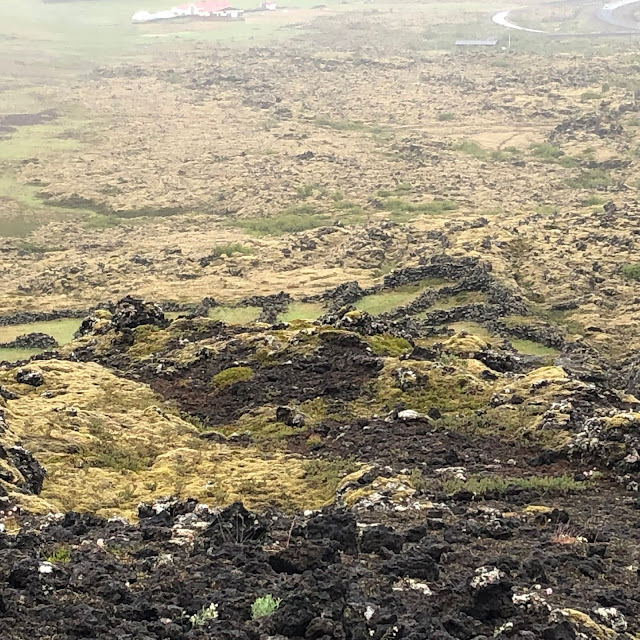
[295,184,315,199]
[211,366,254,389]
[190,603,218,627]
[47,546,71,563]
[209,243,254,258]
[579,194,605,207]
[452,139,489,160]
[437,111,455,121]
[622,263,640,281]
[251,595,282,620]
[565,168,612,190]
[581,90,601,102]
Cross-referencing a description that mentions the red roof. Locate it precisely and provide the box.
[177,1,231,11]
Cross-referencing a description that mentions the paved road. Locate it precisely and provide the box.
[492,0,640,34]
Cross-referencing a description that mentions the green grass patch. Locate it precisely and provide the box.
[622,263,640,281]
[0,122,82,161]
[565,168,612,190]
[231,205,331,236]
[313,116,384,135]
[0,318,82,345]
[355,283,427,315]
[428,473,587,497]
[423,291,486,313]
[211,366,254,389]
[581,91,602,102]
[208,306,261,325]
[278,302,325,323]
[0,347,43,362]
[529,142,576,167]
[380,197,458,222]
[448,321,493,341]
[14,241,64,254]
[437,112,455,121]
[47,546,71,564]
[511,338,559,358]
[579,194,606,207]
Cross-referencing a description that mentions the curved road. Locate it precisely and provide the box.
[492,0,640,35]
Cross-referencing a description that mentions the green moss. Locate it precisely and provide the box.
[302,458,360,503]
[366,334,412,357]
[360,361,492,417]
[129,325,170,358]
[211,366,254,389]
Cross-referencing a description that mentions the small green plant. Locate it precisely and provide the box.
[437,111,455,121]
[211,366,254,389]
[453,139,489,160]
[189,603,218,627]
[565,168,612,190]
[622,263,640,281]
[581,90,601,101]
[47,546,71,564]
[579,194,605,207]
[209,243,254,258]
[251,594,282,620]
[295,183,315,199]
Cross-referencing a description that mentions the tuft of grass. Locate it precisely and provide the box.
[437,111,455,121]
[209,243,255,258]
[581,91,602,102]
[211,366,254,389]
[565,168,612,190]
[232,205,330,236]
[251,595,282,620]
[14,241,63,254]
[529,142,576,167]
[453,139,489,160]
[47,546,71,564]
[381,197,458,218]
[579,194,606,207]
[438,473,587,497]
[622,263,640,282]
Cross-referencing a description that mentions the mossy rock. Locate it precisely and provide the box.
[211,366,254,389]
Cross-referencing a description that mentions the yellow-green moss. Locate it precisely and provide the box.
[129,325,171,358]
[211,366,254,389]
[366,334,412,357]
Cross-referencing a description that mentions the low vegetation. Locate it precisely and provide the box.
[209,243,255,258]
[251,595,282,620]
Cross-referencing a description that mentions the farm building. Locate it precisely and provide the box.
[132,1,244,23]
